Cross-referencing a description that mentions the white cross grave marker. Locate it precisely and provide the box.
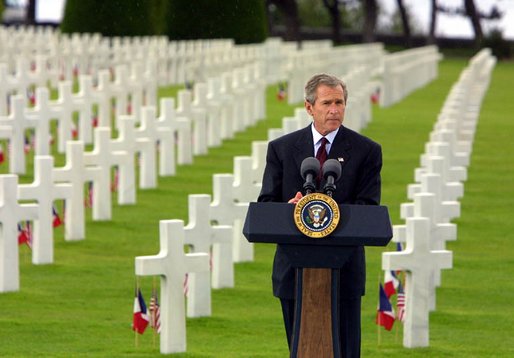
[383,214,452,348]
[210,174,251,262]
[53,141,101,240]
[17,156,72,264]
[185,194,233,293]
[0,175,38,292]
[135,219,209,354]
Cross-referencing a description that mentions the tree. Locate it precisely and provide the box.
[60,0,155,36]
[25,0,36,25]
[437,0,503,46]
[362,0,378,43]
[323,0,343,44]
[396,0,412,47]
[167,0,267,44]
[267,0,301,42]
[428,0,438,44]
[464,0,483,45]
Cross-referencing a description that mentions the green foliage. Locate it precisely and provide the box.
[166,0,267,44]
[60,0,155,36]
[483,28,513,59]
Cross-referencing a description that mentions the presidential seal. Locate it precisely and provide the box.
[293,193,340,238]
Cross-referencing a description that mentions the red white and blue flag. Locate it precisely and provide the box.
[52,205,62,228]
[17,222,32,248]
[376,283,395,331]
[149,290,161,334]
[384,270,399,299]
[132,289,150,334]
[396,281,406,323]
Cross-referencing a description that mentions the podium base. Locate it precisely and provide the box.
[291,268,341,358]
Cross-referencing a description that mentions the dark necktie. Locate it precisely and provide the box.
[316,137,328,183]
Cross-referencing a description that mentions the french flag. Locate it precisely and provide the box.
[384,270,399,299]
[132,289,150,334]
[52,206,62,228]
[376,284,395,331]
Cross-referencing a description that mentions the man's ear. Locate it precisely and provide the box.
[304,100,313,116]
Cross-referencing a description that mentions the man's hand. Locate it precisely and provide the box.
[288,191,303,204]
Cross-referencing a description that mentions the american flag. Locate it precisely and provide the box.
[149,290,161,334]
[396,281,406,323]
[85,182,93,208]
[17,222,32,248]
[111,167,119,193]
[24,134,32,154]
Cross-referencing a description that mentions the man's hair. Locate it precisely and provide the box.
[304,73,348,104]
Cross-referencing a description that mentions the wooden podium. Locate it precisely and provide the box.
[243,202,392,357]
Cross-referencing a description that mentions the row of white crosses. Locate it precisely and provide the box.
[380,45,442,108]
[0,26,299,91]
[382,48,497,348]
[134,119,277,353]
[0,58,268,295]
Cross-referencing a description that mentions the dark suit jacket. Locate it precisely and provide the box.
[258,124,382,299]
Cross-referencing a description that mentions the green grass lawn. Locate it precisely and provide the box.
[1,58,513,357]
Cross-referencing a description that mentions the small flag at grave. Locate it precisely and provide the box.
[24,135,31,154]
[71,122,78,139]
[396,281,406,323]
[85,182,93,208]
[0,143,4,164]
[52,205,62,228]
[371,87,380,104]
[384,270,399,298]
[111,167,119,193]
[132,289,150,334]
[376,283,395,331]
[17,222,32,249]
[149,290,161,334]
[92,114,98,128]
[276,82,287,101]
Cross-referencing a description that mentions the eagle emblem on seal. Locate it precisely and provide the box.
[307,204,328,228]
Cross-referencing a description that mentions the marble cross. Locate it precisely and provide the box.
[17,156,72,264]
[210,174,251,262]
[184,194,233,292]
[383,215,452,348]
[135,219,209,354]
[0,175,38,292]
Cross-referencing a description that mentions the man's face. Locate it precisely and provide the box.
[305,84,346,136]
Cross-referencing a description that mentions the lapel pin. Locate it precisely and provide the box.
[337,157,344,162]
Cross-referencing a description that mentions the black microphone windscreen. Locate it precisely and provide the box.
[322,159,342,180]
[300,157,320,179]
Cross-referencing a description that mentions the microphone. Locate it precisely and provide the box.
[301,157,321,194]
[322,159,342,197]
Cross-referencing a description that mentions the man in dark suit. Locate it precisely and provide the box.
[258,73,382,357]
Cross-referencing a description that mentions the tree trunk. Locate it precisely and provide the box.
[362,0,378,43]
[323,0,342,44]
[427,0,437,44]
[396,0,412,48]
[464,0,483,45]
[25,0,36,25]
